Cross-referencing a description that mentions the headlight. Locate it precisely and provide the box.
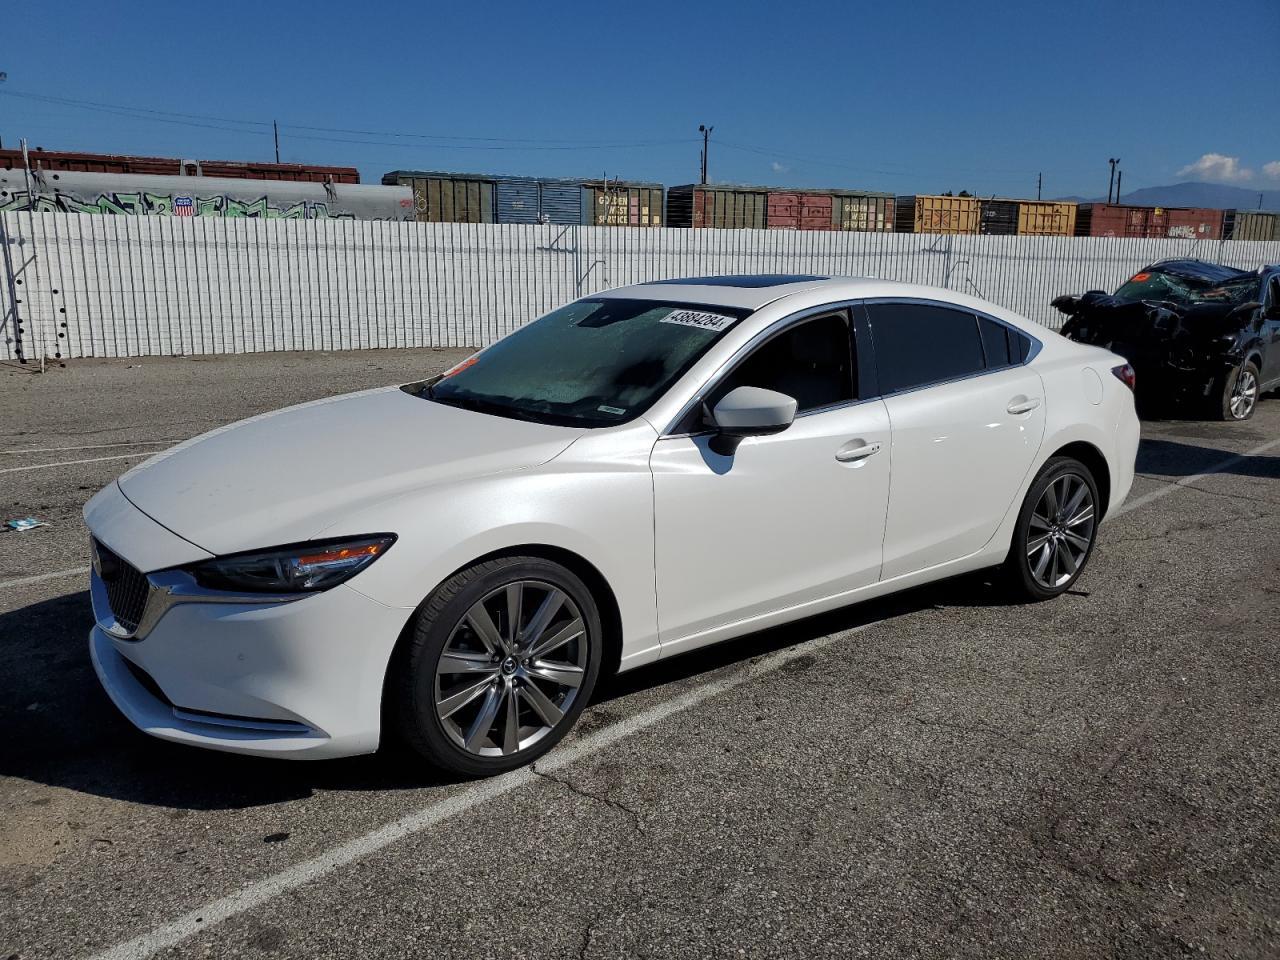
[189,535,396,593]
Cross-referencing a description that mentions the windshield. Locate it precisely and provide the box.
[1114,269,1258,307]
[411,298,750,428]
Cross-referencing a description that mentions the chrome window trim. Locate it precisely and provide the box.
[860,297,1043,400]
[660,296,1043,438]
[661,301,863,438]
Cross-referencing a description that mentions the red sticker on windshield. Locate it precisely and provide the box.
[1131,273,1150,282]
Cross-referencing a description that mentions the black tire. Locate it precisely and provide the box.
[1003,457,1100,602]
[1214,360,1260,421]
[390,556,603,777]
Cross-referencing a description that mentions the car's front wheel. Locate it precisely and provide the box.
[1004,457,1100,602]
[392,556,602,776]
[1216,360,1260,421]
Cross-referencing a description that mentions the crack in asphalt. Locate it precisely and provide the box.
[530,764,648,837]
[1108,509,1267,546]
[911,715,1061,762]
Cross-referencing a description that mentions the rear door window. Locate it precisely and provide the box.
[978,316,1011,368]
[867,303,986,394]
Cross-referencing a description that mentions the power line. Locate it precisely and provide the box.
[716,139,1066,186]
[0,89,691,148]
[279,130,697,152]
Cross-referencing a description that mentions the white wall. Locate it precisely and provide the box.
[4,211,1279,361]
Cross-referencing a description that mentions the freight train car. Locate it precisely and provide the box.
[1225,210,1280,241]
[582,180,664,226]
[977,199,1077,236]
[832,192,895,232]
[667,185,768,229]
[384,172,495,223]
[1,148,359,184]
[0,169,413,220]
[384,171,663,226]
[1075,203,1224,240]
[894,195,981,234]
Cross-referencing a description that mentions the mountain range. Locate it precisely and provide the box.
[1056,181,1280,211]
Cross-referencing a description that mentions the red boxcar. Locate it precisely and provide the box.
[0,148,359,184]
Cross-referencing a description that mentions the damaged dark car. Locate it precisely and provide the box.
[1052,259,1280,420]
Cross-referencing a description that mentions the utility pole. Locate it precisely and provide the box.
[698,124,713,185]
[1259,192,1264,211]
[1107,157,1120,204]
[274,120,280,164]
[1037,172,1042,201]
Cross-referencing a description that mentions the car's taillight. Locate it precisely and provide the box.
[1111,363,1136,392]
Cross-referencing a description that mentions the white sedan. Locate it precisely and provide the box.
[86,275,1140,775]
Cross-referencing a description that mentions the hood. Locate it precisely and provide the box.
[118,386,584,555]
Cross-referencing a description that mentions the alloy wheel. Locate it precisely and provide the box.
[1026,473,1095,589]
[1230,368,1258,420]
[433,580,588,757]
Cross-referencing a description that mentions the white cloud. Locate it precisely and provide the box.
[1177,153,1254,183]
[1264,161,1280,180]
[770,161,790,174]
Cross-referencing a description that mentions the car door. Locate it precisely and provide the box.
[865,300,1046,581]
[1262,274,1280,387]
[650,308,891,649]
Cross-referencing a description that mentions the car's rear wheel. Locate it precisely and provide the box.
[392,556,602,776]
[1216,360,1260,421]
[1004,457,1100,602]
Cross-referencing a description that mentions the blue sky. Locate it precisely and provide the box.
[3,0,1278,198]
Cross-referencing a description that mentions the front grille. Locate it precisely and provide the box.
[94,538,150,633]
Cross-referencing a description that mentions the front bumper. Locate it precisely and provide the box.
[85,481,414,759]
[89,575,412,758]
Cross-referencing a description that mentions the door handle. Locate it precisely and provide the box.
[835,440,882,462]
[1007,396,1042,415]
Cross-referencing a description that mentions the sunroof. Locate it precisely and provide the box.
[642,274,828,288]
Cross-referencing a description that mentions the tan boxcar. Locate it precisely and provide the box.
[895,195,980,234]
[382,171,495,223]
[1228,210,1280,241]
[1016,201,1077,237]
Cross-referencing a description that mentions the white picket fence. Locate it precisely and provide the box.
[3,211,1279,361]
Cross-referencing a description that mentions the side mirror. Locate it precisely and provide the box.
[708,386,797,455]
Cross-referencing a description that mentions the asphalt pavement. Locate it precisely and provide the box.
[2,351,1278,960]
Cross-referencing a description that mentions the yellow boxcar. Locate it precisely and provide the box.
[1016,201,1077,237]
[896,195,980,234]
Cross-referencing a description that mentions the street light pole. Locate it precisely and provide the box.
[1107,157,1120,204]
[698,124,713,185]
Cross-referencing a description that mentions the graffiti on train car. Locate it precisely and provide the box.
[0,190,372,219]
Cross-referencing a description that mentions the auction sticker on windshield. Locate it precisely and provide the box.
[659,309,739,333]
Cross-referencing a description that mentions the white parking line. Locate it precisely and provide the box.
[1,440,177,455]
[71,427,1280,960]
[1111,435,1280,519]
[0,452,152,474]
[0,567,89,590]
[87,625,864,960]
